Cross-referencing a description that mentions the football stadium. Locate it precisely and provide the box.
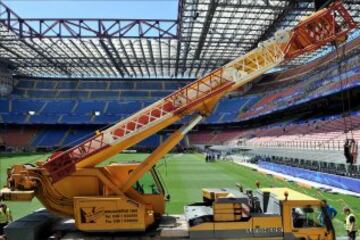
[0,0,360,239]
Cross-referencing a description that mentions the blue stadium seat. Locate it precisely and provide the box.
[74,101,106,114]
[121,91,149,98]
[61,115,92,124]
[136,82,162,90]
[110,81,134,90]
[216,98,247,113]
[42,100,75,114]
[150,91,172,98]
[32,128,66,147]
[57,91,90,99]
[16,80,35,89]
[12,99,45,113]
[1,113,26,124]
[245,96,261,106]
[107,101,142,115]
[221,112,239,123]
[164,82,187,90]
[63,128,95,146]
[137,135,161,148]
[79,81,108,89]
[12,89,26,96]
[57,81,78,89]
[90,91,119,99]
[36,81,56,89]
[26,90,56,98]
[93,114,123,124]
[0,99,9,112]
[205,113,223,124]
[142,100,156,108]
[30,115,60,124]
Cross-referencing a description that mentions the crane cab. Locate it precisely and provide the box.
[186,187,335,240]
[266,188,335,240]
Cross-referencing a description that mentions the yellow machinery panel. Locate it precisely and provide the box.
[73,197,154,232]
[252,216,283,228]
[202,188,231,201]
[213,202,243,222]
[189,221,255,239]
[54,175,100,199]
[0,188,34,201]
[252,216,283,238]
[214,214,242,222]
[214,221,253,239]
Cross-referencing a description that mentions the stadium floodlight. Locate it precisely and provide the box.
[28,111,35,115]
[93,111,101,116]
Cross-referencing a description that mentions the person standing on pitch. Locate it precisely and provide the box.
[344,207,357,240]
[319,199,337,225]
[0,203,12,238]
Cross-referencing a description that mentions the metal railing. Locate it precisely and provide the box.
[242,139,351,151]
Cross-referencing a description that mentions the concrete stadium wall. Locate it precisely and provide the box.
[258,161,360,193]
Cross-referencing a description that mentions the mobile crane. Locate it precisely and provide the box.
[1,1,357,239]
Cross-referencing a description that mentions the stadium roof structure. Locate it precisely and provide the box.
[0,0,359,79]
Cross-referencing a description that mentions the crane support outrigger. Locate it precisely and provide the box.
[1,1,357,239]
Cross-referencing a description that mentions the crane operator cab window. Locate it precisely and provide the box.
[292,206,325,228]
[130,169,163,195]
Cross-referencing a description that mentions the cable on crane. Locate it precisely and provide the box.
[334,40,358,165]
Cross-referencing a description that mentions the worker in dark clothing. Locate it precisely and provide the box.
[344,207,357,240]
[0,203,12,237]
[344,139,358,165]
[319,199,337,225]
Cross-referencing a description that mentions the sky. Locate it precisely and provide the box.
[2,0,178,19]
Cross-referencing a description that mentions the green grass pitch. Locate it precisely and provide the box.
[1,152,359,236]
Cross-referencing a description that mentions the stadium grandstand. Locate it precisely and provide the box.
[0,0,360,239]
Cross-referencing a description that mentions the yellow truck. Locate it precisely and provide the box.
[185,187,335,239]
